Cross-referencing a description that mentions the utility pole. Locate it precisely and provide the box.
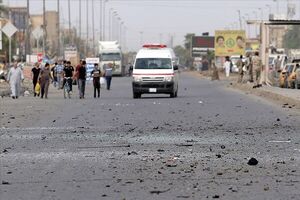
[43,0,46,56]
[119,21,124,46]
[68,0,71,45]
[100,0,103,41]
[103,0,108,40]
[57,0,60,57]
[86,0,89,56]
[92,0,95,56]
[79,0,81,55]
[139,31,143,47]
[109,9,113,40]
[237,10,242,30]
[26,0,31,59]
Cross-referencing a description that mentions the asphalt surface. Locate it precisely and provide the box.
[1,72,300,200]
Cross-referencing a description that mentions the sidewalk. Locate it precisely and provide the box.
[187,70,300,110]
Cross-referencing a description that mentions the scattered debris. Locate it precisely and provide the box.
[216,154,222,158]
[175,144,193,147]
[2,181,10,185]
[247,157,258,166]
[128,151,138,155]
[149,188,170,194]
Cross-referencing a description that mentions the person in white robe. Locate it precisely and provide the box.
[7,62,24,99]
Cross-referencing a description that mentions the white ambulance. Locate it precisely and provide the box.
[132,44,179,98]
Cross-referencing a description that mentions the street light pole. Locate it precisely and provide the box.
[43,0,46,56]
[57,0,60,57]
[109,8,113,40]
[99,0,103,41]
[119,21,124,46]
[253,11,258,37]
[103,0,108,40]
[92,0,95,56]
[25,0,31,59]
[86,0,89,56]
[79,0,81,55]
[245,13,250,38]
[79,0,81,39]
[139,31,143,47]
[237,10,242,30]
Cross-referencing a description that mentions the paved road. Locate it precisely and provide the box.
[1,73,299,200]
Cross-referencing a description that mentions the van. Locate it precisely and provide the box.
[132,44,179,98]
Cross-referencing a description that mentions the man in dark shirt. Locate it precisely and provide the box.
[63,61,74,92]
[77,60,86,99]
[31,62,41,97]
[91,63,101,98]
[51,63,58,87]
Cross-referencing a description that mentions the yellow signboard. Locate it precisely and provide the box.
[215,30,246,57]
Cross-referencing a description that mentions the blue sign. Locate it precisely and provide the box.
[86,63,95,81]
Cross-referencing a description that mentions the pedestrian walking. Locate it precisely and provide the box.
[7,61,24,99]
[91,63,101,98]
[51,63,58,87]
[38,63,53,99]
[63,61,74,93]
[76,60,87,99]
[31,62,41,97]
[104,63,113,90]
[223,56,231,77]
[55,60,64,89]
[274,55,281,78]
[128,63,133,76]
[244,52,252,83]
[251,52,263,88]
[236,55,244,83]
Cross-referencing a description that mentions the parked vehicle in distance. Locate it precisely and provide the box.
[98,41,123,76]
[295,67,300,89]
[289,63,300,89]
[230,55,245,73]
[279,63,300,88]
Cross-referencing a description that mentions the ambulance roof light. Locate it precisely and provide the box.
[142,44,167,49]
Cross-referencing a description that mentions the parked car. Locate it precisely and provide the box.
[230,55,246,73]
[279,63,300,88]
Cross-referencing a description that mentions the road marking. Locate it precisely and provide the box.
[268,140,291,143]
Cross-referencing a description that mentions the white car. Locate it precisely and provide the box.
[230,55,246,73]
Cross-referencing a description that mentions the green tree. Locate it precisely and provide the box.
[174,45,189,66]
[283,25,300,49]
[183,33,195,68]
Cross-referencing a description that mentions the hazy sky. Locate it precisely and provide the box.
[4,0,300,51]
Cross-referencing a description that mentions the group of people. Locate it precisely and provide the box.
[6,59,114,99]
[34,60,114,99]
[223,52,263,88]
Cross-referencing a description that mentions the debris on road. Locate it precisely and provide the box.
[247,157,258,166]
